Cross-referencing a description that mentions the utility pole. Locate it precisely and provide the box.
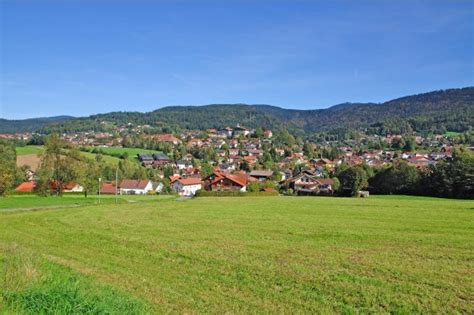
[115,167,119,204]
[98,177,102,204]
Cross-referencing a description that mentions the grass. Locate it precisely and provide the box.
[80,146,164,165]
[0,195,473,313]
[444,131,461,137]
[77,150,125,165]
[0,194,173,210]
[1,244,149,314]
[15,146,45,156]
[82,146,163,157]
[15,145,136,166]
[15,145,159,166]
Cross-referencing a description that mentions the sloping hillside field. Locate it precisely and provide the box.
[1,196,473,313]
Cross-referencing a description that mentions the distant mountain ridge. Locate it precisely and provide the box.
[1,87,473,135]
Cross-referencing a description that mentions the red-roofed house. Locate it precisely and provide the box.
[15,181,37,193]
[152,134,181,145]
[119,179,153,195]
[171,177,202,196]
[63,181,84,193]
[100,182,118,195]
[284,171,335,195]
[203,170,251,192]
[169,175,181,183]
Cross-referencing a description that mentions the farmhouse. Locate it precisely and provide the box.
[233,125,250,136]
[408,156,434,168]
[137,154,154,166]
[63,181,84,193]
[171,177,202,196]
[176,159,192,170]
[218,127,233,138]
[249,170,273,181]
[152,153,170,167]
[152,182,164,193]
[152,134,181,145]
[263,129,273,138]
[99,182,118,195]
[119,179,153,195]
[203,170,252,192]
[285,171,335,195]
[15,181,37,193]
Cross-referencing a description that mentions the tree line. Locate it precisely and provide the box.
[337,148,474,199]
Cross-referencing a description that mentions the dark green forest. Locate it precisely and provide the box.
[1,87,473,136]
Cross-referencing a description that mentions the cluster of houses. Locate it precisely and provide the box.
[13,166,337,197]
[14,179,164,195]
[10,122,469,198]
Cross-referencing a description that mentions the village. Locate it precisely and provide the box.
[5,121,468,198]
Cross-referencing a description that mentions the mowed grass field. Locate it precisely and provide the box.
[15,145,126,167]
[82,146,162,157]
[0,194,174,210]
[1,196,473,313]
[15,146,45,156]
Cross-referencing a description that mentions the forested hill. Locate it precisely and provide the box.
[0,116,75,134]
[1,87,473,135]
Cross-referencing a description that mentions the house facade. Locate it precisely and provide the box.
[203,170,251,192]
[119,179,153,195]
[285,171,335,195]
[171,178,202,196]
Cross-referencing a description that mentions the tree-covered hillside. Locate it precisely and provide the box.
[1,87,473,135]
[0,116,75,133]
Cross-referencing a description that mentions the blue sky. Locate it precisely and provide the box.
[1,0,473,119]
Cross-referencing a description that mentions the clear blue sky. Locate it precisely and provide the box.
[1,0,473,119]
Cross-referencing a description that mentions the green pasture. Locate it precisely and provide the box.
[15,146,45,156]
[0,194,173,211]
[82,146,163,158]
[1,195,473,313]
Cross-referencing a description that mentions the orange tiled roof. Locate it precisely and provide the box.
[177,178,202,185]
[15,181,36,192]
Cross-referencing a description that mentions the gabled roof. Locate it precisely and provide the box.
[169,175,181,183]
[316,178,335,186]
[15,181,36,192]
[152,134,181,143]
[63,181,80,190]
[119,179,150,190]
[176,160,191,165]
[222,174,248,187]
[137,154,154,160]
[287,172,319,183]
[153,153,169,160]
[249,170,273,177]
[100,182,117,194]
[176,177,202,186]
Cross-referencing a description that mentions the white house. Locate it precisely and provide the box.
[152,182,164,193]
[119,179,153,195]
[63,182,84,193]
[176,160,192,170]
[171,177,202,196]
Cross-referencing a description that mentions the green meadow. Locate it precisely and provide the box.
[77,150,125,165]
[15,145,135,166]
[15,146,45,156]
[1,195,473,313]
[82,146,163,157]
[0,194,173,210]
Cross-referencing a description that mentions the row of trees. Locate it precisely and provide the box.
[0,142,27,196]
[337,148,474,199]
